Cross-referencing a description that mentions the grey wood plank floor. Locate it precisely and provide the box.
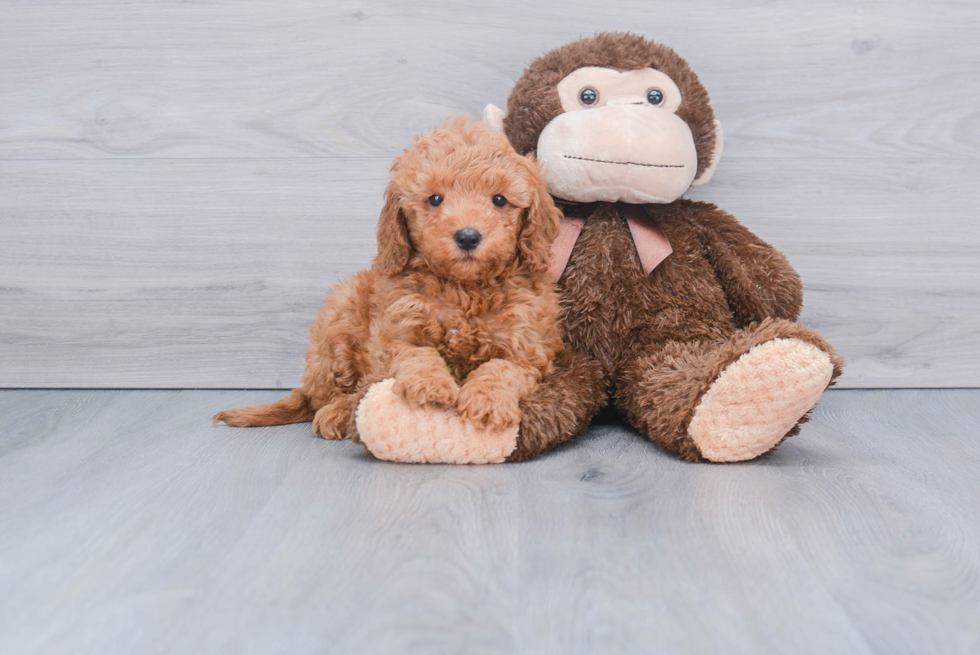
[1,389,978,654]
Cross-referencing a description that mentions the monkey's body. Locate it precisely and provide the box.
[512,200,842,462]
[562,201,742,377]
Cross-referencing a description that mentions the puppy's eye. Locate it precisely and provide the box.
[578,87,598,106]
[646,88,665,106]
[428,194,443,207]
[492,195,507,207]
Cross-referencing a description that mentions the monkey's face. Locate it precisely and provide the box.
[535,67,703,204]
[486,34,723,205]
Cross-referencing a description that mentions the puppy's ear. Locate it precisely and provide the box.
[517,155,561,277]
[372,181,411,277]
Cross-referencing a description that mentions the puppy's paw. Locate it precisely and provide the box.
[457,382,522,431]
[393,372,460,408]
[313,397,352,440]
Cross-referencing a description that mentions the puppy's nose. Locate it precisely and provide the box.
[454,228,482,251]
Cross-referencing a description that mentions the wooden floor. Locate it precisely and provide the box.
[1,390,978,654]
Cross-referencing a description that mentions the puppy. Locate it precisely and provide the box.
[214,118,562,442]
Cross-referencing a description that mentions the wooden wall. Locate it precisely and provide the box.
[1,0,978,389]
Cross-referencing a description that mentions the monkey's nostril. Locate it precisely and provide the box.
[454,228,482,251]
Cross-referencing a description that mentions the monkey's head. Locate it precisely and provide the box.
[484,32,723,204]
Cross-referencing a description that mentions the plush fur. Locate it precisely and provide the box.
[686,338,834,462]
[214,118,563,446]
[504,32,719,180]
[495,33,845,463]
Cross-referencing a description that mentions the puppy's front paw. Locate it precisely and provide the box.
[457,382,522,431]
[393,373,460,408]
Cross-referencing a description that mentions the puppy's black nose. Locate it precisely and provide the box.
[454,228,482,251]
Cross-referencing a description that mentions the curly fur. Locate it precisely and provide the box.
[215,118,563,439]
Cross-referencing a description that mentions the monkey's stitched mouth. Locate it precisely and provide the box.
[564,155,685,169]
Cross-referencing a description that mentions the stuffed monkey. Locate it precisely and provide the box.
[355,32,844,463]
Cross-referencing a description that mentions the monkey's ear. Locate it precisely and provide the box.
[691,119,724,187]
[372,182,411,277]
[483,104,507,133]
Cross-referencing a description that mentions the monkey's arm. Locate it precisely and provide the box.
[694,204,803,326]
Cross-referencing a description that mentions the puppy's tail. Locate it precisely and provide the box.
[213,389,314,427]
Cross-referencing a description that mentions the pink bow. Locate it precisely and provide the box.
[549,203,673,282]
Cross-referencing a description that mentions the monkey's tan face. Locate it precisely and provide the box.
[536,67,700,204]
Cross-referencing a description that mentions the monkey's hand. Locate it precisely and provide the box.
[355,379,518,464]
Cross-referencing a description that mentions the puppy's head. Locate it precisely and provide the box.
[374,117,560,282]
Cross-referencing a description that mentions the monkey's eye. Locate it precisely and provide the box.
[578,87,598,107]
[645,88,665,106]
[428,194,443,207]
[492,194,507,207]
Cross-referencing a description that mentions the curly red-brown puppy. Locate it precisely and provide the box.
[214,117,563,463]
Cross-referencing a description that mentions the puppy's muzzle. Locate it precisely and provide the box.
[454,228,482,252]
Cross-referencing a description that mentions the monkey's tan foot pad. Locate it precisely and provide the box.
[355,378,518,464]
[688,338,834,463]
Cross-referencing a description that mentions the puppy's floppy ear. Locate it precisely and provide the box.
[372,181,411,277]
[517,155,562,277]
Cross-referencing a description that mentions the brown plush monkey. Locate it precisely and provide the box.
[356,32,844,463]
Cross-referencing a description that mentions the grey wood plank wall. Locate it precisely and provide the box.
[1,0,978,389]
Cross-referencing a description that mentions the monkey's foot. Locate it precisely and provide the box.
[688,338,834,462]
[355,378,518,464]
